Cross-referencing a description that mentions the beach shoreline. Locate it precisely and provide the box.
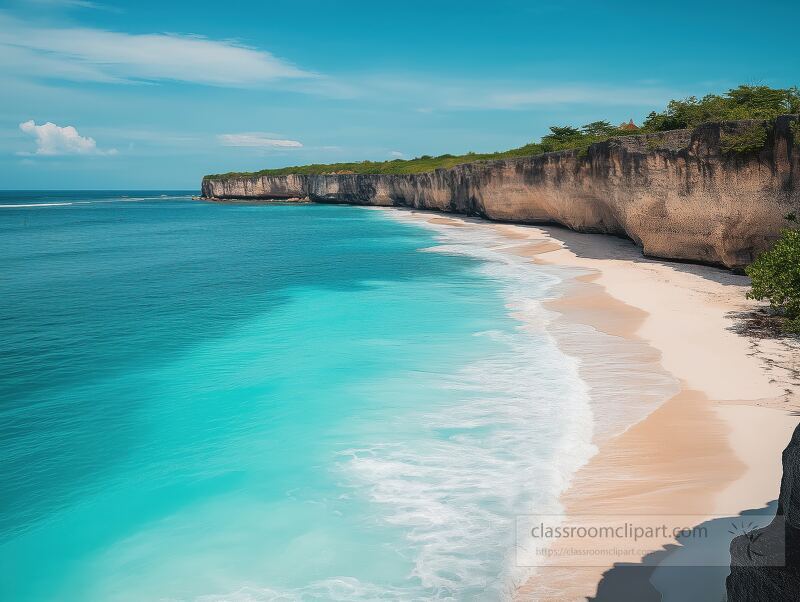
[387,207,800,601]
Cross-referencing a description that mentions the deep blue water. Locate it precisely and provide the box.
[0,191,591,601]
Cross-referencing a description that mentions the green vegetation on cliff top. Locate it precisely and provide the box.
[206,85,800,180]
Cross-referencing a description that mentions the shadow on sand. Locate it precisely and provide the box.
[588,502,778,602]
[533,224,749,286]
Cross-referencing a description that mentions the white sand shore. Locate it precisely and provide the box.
[393,209,800,601]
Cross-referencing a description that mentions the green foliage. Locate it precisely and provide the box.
[581,120,617,137]
[646,134,666,151]
[719,124,769,155]
[790,120,800,147]
[641,85,800,132]
[537,123,639,155]
[542,125,582,142]
[205,143,548,179]
[206,84,800,179]
[746,216,800,334]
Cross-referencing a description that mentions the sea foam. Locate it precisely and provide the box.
[330,210,598,598]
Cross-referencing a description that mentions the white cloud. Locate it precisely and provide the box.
[217,133,303,148]
[360,76,676,111]
[453,85,674,109]
[0,13,313,87]
[390,150,404,158]
[25,0,107,9]
[18,120,117,155]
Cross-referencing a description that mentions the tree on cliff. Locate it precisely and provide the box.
[747,215,800,334]
[541,126,582,143]
[642,85,800,132]
[581,121,617,137]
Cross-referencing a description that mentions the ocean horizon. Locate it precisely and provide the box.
[1,191,597,600]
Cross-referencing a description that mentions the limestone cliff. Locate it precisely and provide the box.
[202,116,800,269]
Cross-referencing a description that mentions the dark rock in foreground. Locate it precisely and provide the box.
[727,425,800,601]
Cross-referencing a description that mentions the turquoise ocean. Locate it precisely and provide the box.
[0,191,599,601]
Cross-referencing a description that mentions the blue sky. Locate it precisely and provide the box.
[1,0,797,189]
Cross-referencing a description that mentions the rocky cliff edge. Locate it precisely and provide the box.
[202,116,800,269]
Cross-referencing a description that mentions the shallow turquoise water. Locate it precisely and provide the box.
[0,192,592,600]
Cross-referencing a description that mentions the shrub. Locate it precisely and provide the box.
[790,120,800,147]
[746,217,800,334]
[720,124,768,155]
[646,134,666,151]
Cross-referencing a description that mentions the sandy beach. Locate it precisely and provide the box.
[396,208,800,601]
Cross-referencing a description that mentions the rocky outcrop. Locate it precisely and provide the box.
[727,424,800,601]
[202,116,800,269]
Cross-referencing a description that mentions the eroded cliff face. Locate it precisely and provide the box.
[202,116,800,269]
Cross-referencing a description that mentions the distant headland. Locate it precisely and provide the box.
[202,86,800,269]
